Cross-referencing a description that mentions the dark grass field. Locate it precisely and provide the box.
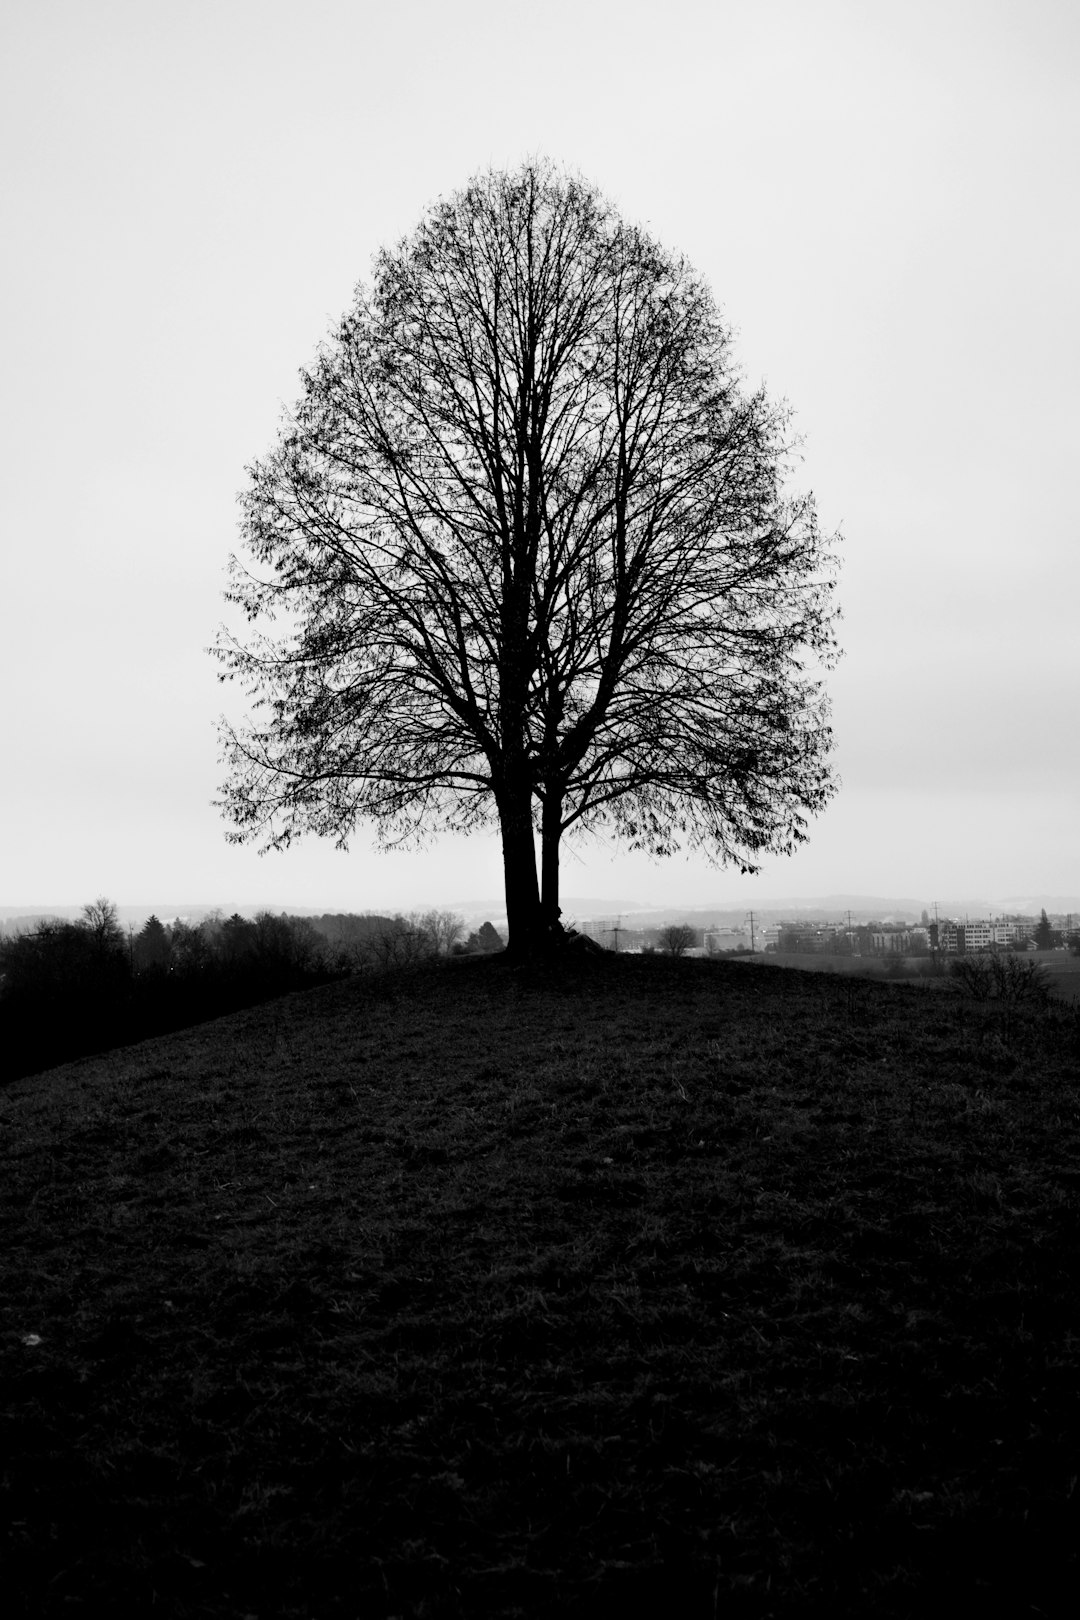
[3,954,1080,1617]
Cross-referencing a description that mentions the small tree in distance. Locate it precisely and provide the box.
[214,161,840,958]
[82,897,124,953]
[419,910,465,956]
[133,914,172,972]
[660,924,697,957]
[457,921,504,956]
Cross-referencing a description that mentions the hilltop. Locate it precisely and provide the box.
[2,955,1079,1616]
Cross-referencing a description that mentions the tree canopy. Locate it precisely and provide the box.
[215,161,840,955]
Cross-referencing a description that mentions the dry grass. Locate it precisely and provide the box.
[2,954,1079,1616]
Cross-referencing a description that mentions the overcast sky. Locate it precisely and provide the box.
[2,0,1077,916]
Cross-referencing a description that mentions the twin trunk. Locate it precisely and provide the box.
[498,785,564,958]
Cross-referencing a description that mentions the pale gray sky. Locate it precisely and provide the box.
[2,0,1077,912]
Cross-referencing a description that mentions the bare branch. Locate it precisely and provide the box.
[213,161,841,951]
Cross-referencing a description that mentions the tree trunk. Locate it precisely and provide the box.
[540,788,563,932]
[498,788,542,959]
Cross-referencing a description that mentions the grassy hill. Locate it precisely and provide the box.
[2,955,1079,1616]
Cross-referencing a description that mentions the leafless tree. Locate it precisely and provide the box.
[950,951,1051,1006]
[81,897,123,953]
[366,915,437,973]
[214,162,840,957]
[659,924,697,957]
[418,910,465,956]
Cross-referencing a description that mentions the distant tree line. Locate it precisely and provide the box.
[0,899,491,1085]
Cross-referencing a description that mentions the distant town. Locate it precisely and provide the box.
[2,897,1077,959]
[569,908,1079,957]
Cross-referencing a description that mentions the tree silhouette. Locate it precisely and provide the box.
[82,897,123,953]
[215,162,840,956]
[660,924,697,957]
[415,910,465,956]
[133,914,171,972]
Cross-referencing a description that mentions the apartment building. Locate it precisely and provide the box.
[932,920,1033,953]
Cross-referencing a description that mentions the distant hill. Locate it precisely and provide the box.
[560,895,1080,928]
[1001,896,1080,914]
[0,903,240,925]
[562,896,936,927]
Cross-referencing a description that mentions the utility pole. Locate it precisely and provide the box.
[603,917,622,953]
[745,911,756,953]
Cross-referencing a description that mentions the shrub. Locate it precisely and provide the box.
[949,951,1051,1007]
